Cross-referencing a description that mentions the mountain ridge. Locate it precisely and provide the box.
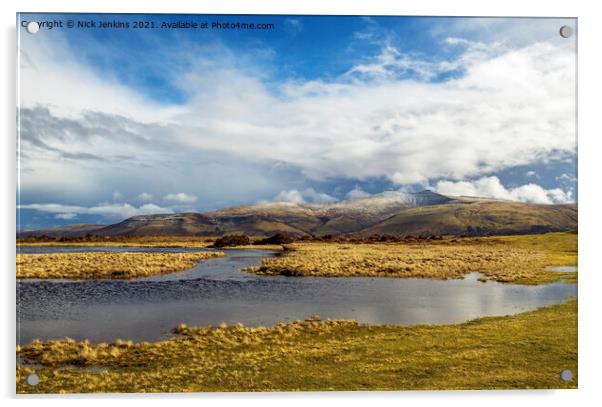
[17,191,577,238]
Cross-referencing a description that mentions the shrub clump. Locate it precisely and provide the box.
[212,234,251,248]
[254,233,294,245]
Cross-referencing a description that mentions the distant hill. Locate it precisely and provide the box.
[17,224,106,238]
[17,191,578,238]
[359,200,577,237]
[94,190,453,237]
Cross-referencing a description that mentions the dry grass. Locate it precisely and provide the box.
[17,241,283,251]
[16,251,224,280]
[17,237,213,248]
[216,245,284,251]
[16,300,577,393]
[249,232,577,284]
[490,232,578,266]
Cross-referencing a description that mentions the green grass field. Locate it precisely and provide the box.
[17,300,577,393]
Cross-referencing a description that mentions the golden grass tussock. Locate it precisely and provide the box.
[17,241,284,251]
[17,235,285,250]
[17,237,213,248]
[16,251,224,279]
[17,300,577,392]
[249,232,577,284]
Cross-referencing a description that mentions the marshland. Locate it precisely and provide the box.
[16,11,579,393]
[250,232,578,284]
[17,300,577,392]
[16,231,578,392]
[16,251,225,279]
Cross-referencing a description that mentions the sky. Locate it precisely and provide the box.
[17,14,577,229]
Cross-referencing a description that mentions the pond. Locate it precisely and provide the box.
[17,246,577,344]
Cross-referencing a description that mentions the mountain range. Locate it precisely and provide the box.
[18,191,577,238]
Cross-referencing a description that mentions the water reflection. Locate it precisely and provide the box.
[17,247,577,344]
[547,265,577,273]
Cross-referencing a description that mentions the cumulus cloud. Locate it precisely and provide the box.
[274,188,337,204]
[346,44,439,81]
[19,202,174,219]
[137,192,153,202]
[55,213,77,220]
[163,193,198,204]
[20,34,575,189]
[168,41,571,184]
[274,189,304,204]
[17,20,576,224]
[434,176,572,204]
[18,34,184,122]
[303,188,338,204]
[112,191,124,202]
[346,187,372,200]
[345,36,503,82]
[556,173,577,183]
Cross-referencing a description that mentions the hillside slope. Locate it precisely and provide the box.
[17,191,578,238]
[17,224,106,238]
[95,190,454,237]
[360,201,577,236]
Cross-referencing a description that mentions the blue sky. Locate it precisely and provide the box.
[17,14,577,229]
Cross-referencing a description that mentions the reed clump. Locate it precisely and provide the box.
[16,251,224,279]
[248,232,577,284]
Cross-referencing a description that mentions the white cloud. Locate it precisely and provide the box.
[346,36,504,83]
[137,192,153,202]
[556,173,577,183]
[112,191,124,202]
[274,189,305,204]
[345,44,440,81]
[18,34,184,122]
[303,188,338,204]
[55,213,77,220]
[18,27,576,206]
[19,202,174,219]
[163,192,198,204]
[434,18,576,50]
[19,203,85,214]
[284,18,303,34]
[173,40,575,185]
[346,187,372,200]
[273,188,337,204]
[434,176,572,204]
[526,171,537,177]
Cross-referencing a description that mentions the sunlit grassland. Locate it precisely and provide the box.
[487,231,578,283]
[16,251,224,279]
[216,244,284,250]
[250,232,577,284]
[17,236,214,248]
[16,239,284,251]
[16,300,577,393]
[490,231,578,266]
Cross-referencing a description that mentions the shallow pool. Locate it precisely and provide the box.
[17,246,577,344]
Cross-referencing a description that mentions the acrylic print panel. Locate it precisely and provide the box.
[16,13,577,393]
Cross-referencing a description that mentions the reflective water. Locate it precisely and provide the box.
[17,246,577,344]
[547,265,578,273]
